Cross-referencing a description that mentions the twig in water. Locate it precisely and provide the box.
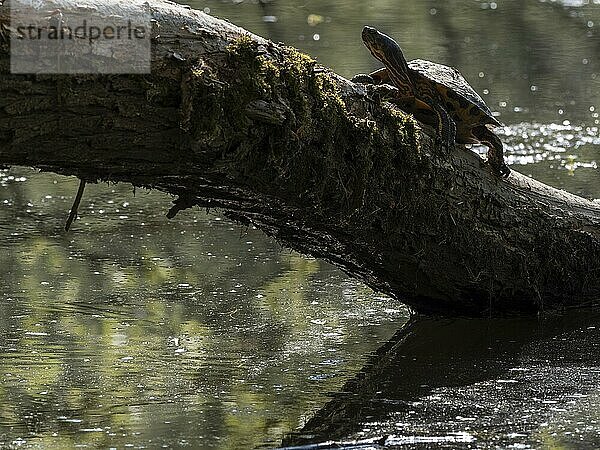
[65,179,86,231]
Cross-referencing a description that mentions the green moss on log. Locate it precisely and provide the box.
[184,35,423,226]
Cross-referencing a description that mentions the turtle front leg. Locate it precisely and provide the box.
[355,81,406,105]
[472,126,510,177]
[369,68,390,84]
[351,73,377,85]
[431,103,457,151]
[351,68,390,86]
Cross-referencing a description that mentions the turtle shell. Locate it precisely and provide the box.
[408,59,502,127]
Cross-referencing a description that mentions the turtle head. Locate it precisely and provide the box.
[361,26,408,69]
[361,26,413,95]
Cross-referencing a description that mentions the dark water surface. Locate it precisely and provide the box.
[1,0,600,448]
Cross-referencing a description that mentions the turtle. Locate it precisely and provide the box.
[354,26,510,177]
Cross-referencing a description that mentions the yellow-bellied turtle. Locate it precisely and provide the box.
[355,26,510,177]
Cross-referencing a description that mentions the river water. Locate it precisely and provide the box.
[1,0,599,448]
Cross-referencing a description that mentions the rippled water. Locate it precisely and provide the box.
[497,122,599,197]
[0,169,408,448]
[1,0,600,448]
[284,312,600,448]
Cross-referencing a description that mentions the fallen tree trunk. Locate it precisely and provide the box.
[0,0,599,316]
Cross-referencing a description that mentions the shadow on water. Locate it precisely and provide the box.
[283,309,600,448]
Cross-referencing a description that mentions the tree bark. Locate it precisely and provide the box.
[0,0,599,316]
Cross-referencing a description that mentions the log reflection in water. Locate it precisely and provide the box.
[284,310,600,447]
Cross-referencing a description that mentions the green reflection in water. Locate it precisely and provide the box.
[0,169,408,448]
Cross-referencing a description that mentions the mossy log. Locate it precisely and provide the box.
[0,0,599,316]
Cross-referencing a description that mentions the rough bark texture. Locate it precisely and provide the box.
[0,0,599,316]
